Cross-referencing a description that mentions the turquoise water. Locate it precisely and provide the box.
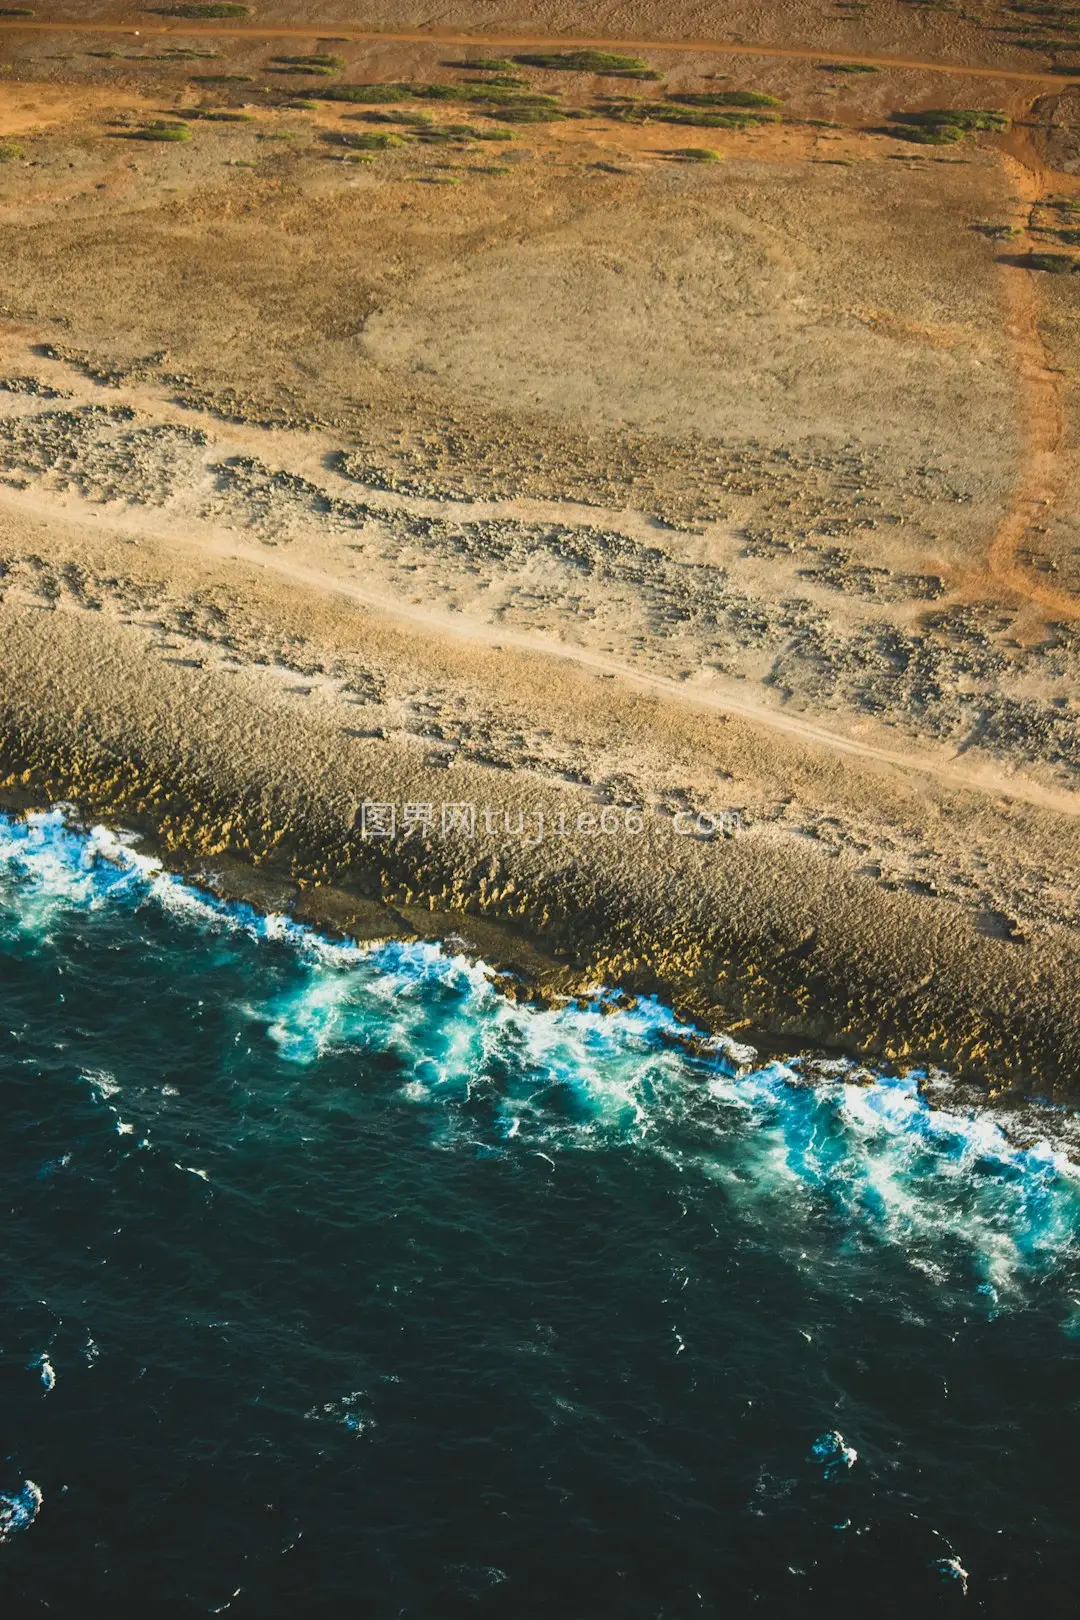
[0,809,1078,1616]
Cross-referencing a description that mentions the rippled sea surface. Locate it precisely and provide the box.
[1,811,1079,1617]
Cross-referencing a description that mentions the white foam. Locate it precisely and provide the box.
[935,1556,970,1595]
[0,1480,42,1542]
[175,1163,210,1181]
[811,1431,857,1477]
[83,1069,120,1101]
[33,1353,55,1393]
[5,807,1080,1319]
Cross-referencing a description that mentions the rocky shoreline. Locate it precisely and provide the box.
[3,580,1079,1102]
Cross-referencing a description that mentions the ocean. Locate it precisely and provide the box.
[0,809,1078,1617]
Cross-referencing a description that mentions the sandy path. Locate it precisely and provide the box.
[3,469,1077,818]
[0,18,1079,86]
[198,535,1080,816]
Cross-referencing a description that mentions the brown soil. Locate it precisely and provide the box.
[1,12,1079,1095]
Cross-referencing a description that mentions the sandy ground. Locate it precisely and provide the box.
[1,14,1079,1094]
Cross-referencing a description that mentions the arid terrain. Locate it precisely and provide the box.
[1,1,1080,1094]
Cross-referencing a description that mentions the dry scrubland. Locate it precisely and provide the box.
[1,2,1080,1093]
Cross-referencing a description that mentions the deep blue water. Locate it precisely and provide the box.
[1,811,1079,1618]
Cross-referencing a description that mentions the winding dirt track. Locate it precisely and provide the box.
[0,17,1079,86]
[5,468,1080,816]
[212,537,1080,816]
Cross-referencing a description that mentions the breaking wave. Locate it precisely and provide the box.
[1,807,1079,1615]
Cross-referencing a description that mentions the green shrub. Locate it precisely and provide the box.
[313,82,563,121]
[0,139,22,161]
[670,89,782,107]
[314,84,411,103]
[897,123,965,144]
[0,7,35,15]
[268,64,338,76]
[363,109,435,125]
[669,145,723,161]
[466,58,516,71]
[819,61,880,72]
[929,108,1009,131]
[891,108,1010,143]
[513,50,658,77]
[603,100,776,128]
[1057,227,1080,243]
[1024,251,1079,272]
[463,87,561,106]
[410,125,468,144]
[271,55,345,70]
[414,121,516,143]
[152,4,251,17]
[331,130,408,150]
[398,83,470,101]
[206,110,255,121]
[481,102,566,122]
[136,121,192,141]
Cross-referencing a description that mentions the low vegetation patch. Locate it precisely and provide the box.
[267,55,342,76]
[1023,250,1079,272]
[512,50,661,79]
[135,121,192,141]
[819,61,880,73]
[413,122,515,144]
[890,108,1010,143]
[192,73,254,83]
[466,74,528,88]
[151,4,251,17]
[313,82,565,122]
[669,90,782,108]
[272,55,344,70]
[328,130,407,150]
[668,145,723,161]
[313,84,411,103]
[0,8,35,16]
[0,139,22,161]
[603,100,778,128]
[363,109,435,125]
[484,101,565,122]
[972,221,1021,239]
